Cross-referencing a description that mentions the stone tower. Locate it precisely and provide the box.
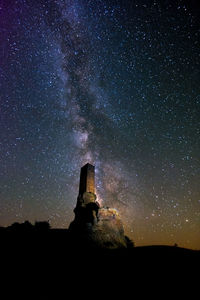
[69,163,131,249]
[78,163,95,197]
[74,163,97,215]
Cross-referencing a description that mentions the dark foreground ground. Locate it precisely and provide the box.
[1,226,199,265]
[1,226,199,297]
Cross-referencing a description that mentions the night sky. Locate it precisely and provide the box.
[0,0,200,249]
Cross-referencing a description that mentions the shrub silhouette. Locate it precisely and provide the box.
[34,221,50,231]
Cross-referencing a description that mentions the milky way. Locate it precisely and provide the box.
[0,0,200,249]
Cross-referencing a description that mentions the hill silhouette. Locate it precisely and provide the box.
[1,221,199,262]
[1,221,199,296]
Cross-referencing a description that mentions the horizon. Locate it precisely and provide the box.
[1,219,199,251]
[0,211,199,251]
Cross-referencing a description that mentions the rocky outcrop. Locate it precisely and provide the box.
[69,203,131,249]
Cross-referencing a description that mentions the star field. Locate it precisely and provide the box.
[0,0,200,249]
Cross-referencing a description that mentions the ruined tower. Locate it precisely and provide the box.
[78,163,95,198]
[74,163,97,215]
[69,163,131,249]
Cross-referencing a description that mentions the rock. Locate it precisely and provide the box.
[69,205,128,249]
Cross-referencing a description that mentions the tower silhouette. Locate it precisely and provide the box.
[78,163,95,197]
[74,163,98,217]
[69,163,129,248]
